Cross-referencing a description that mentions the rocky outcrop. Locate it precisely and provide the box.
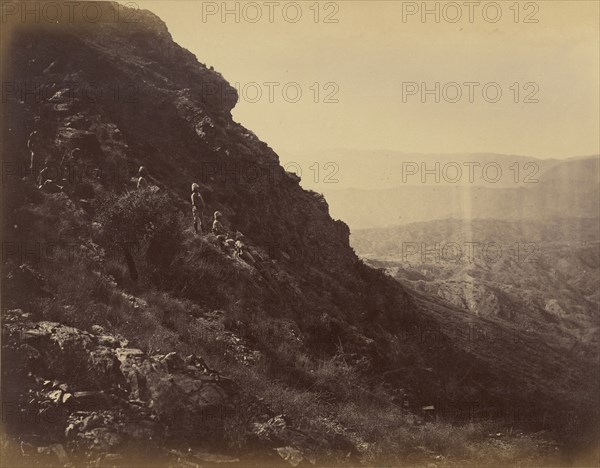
[2,309,234,459]
[1,309,359,465]
[2,0,357,274]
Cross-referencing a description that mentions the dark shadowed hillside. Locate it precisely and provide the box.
[1,2,598,466]
[353,217,600,461]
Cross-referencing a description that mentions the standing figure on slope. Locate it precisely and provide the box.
[191,183,206,234]
[137,166,149,189]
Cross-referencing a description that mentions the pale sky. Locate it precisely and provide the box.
[133,1,600,159]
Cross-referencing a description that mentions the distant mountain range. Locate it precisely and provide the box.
[292,154,599,229]
[283,149,575,190]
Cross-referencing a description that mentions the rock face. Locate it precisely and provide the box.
[1,309,234,461]
[2,0,411,342]
[2,1,353,273]
[2,309,361,465]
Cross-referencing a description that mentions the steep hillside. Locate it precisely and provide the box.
[353,218,600,449]
[1,2,598,466]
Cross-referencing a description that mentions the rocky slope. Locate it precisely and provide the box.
[2,1,412,366]
[2,308,363,467]
[353,217,600,447]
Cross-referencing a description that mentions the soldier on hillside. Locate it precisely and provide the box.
[137,166,149,189]
[191,183,206,234]
[212,211,227,238]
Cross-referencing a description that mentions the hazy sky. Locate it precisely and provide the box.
[134,1,599,159]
